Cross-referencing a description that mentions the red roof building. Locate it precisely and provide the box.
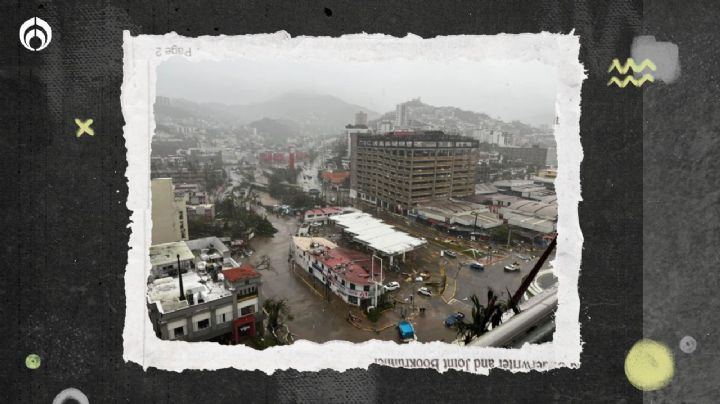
[223,264,261,284]
[290,237,384,307]
[320,171,350,185]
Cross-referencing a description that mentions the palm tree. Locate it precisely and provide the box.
[455,237,557,345]
[455,288,508,345]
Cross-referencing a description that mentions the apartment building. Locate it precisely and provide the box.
[151,178,189,244]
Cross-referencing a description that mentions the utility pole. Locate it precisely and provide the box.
[510,237,556,308]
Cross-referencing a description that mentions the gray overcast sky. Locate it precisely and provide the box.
[158,56,558,126]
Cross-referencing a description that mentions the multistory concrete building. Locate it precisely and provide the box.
[354,111,368,126]
[151,178,189,244]
[395,103,409,127]
[349,131,479,213]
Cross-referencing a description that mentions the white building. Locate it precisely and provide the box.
[395,103,409,127]
[290,237,384,307]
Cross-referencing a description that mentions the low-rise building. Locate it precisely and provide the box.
[499,200,557,234]
[303,207,341,223]
[185,236,230,263]
[290,237,384,307]
[410,199,502,231]
[146,262,262,344]
[497,145,548,167]
[303,206,356,224]
[493,179,547,197]
[149,241,195,278]
[187,204,216,221]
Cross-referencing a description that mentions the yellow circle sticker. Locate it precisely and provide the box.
[625,339,674,391]
[25,353,41,370]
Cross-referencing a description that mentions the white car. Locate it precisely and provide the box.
[504,264,519,272]
[418,287,432,297]
[384,281,400,291]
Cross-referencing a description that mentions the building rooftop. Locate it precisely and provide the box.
[223,264,261,283]
[475,183,498,195]
[147,270,232,314]
[185,236,229,256]
[504,200,557,219]
[330,212,426,256]
[149,242,195,267]
[305,207,344,217]
[320,171,350,185]
[490,194,524,204]
[493,179,536,188]
[292,237,380,285]
[415,198,485,214]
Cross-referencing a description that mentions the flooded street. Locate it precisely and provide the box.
[245,192,554,345]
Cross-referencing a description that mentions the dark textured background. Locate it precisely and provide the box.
[0,0,707,402]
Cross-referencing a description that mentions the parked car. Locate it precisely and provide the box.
[418,287,432,297]
[384,281,400,291]
[504,263,520,272]
[443,250,457,258]
[469,262,484,271]
[398,320,417,343]
[444,312,465,327]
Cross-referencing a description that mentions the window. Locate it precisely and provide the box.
[341,280,346,286]
[364,285,370,292]
[350,283,356,290]
[197,319,210,330]
[241,305,255,316]
[216,313,229,324]
[172,326,185,339]
[348,296,358,304]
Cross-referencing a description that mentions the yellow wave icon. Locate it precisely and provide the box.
[607,74,655,88]
[608,58,656,74]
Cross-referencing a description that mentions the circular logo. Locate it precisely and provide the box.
[19,17,52,51]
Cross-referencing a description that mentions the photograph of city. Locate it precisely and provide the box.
[146,55,560,349]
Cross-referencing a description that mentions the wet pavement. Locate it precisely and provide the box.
[246,192,554,345]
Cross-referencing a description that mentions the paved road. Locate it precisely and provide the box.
[246,192,554,344]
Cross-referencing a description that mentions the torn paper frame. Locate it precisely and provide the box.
[121,31,585,374]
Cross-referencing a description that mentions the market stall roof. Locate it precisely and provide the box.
[330,212,426,256]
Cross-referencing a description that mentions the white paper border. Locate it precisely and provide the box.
[121,31,585,374]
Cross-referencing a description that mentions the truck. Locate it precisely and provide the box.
[398,320,417,343]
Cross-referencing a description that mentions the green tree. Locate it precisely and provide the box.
[490,224,509,243]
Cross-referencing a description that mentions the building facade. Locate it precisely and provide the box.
[151,178,189,244]
[349,131,479,213]
[147,251,262,343]
[497,145,549,168]
[354,111,368,126]
[290,237,384,308]
[395,103,409,127]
